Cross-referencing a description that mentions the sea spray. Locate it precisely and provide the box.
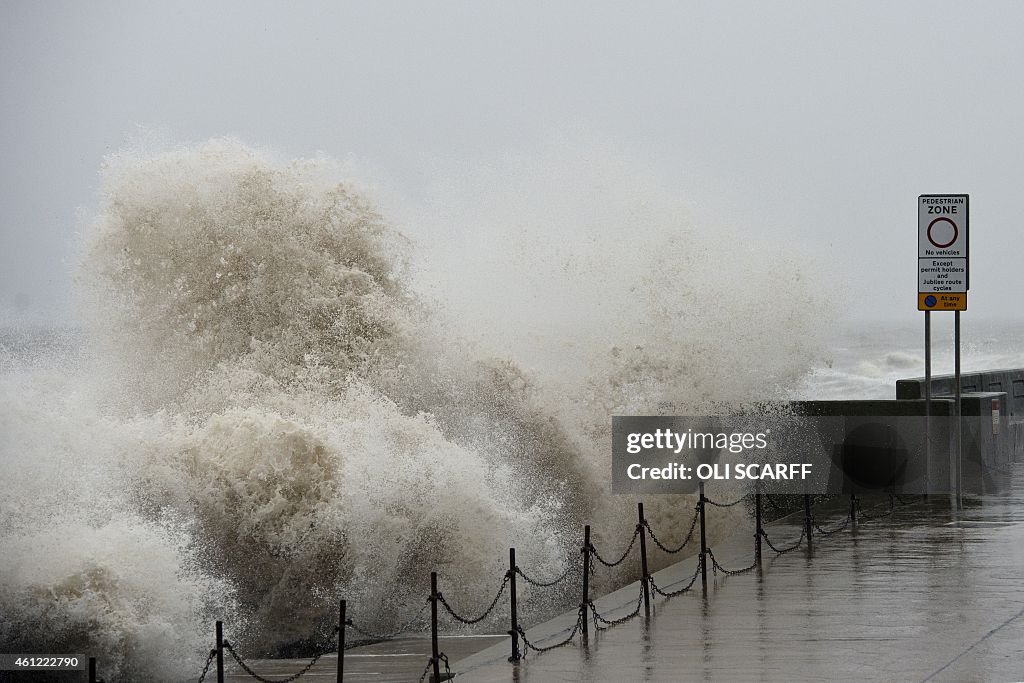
[0,137,834,680]
[75,139,584,653]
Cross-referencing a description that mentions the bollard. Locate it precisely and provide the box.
[698,482,708,591]
[89,657,97,683]
[803,494,813,551]
[754,489,763,566]
[430,572,441,683]
[581,525,591,637]
[216,621,224,683]
[508,548,520,662]
[338,600,346,683]
[637,503,650,614]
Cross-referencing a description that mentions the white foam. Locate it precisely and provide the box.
[1,138,836,677]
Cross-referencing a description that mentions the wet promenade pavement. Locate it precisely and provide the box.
[223,466,1024,682]
[222,635,504,682]
[455,470,1024,682]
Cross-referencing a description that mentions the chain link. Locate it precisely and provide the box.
[517,611,583,655]
[417,653,451,683]
[760,526,806,554]
[515,563,573,588]
[223,640,329,683]
[588,583,645,629]
[644,506,699,554]
[856,497,895,522]
[348,601,430,641]
[649,556,703,598]
[813,512,852,536]
[705,495,747,508]
[437,575,509,625]
[707,548,758,575]
[196,649,217,683]
[590,525,641,567]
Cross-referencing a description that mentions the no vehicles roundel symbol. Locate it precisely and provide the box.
[927,217,958,249]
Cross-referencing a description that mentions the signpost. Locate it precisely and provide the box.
[918,194,968,507]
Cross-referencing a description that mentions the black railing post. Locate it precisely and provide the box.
[754,488,763,567]
[216,620,224,683]
[637,503,650,614]
[508,548,520,662]
[89,657,97,683]
[803,494,813,551]
[698,482,708,591]
[338,600,346,683]
[581,525,591,637]
[430,572,441,683]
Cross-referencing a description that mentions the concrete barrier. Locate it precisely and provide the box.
[788,399,953,494]
[786,394,1013,495]
[896,368,1024,422]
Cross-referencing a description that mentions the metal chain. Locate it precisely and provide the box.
[223,641,329,683]
[588,583,644,629]
[813,512,852,536]
[590,525,641,567]
[437,575,509,625]
[196,649,217,683]
[649,557,703,598]
[705,495,746,508]
[856,497,895,522]
[517,611,583,655]
[348,601,430,640]
[760,526,806,554]
[516,563,573,588]
[707,548,758,575]
[417,653,452,683]
[644,506,699,554]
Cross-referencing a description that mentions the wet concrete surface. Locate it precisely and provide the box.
[455,472,1024,682]
[222,467,1024,682]
[223,635,505,682]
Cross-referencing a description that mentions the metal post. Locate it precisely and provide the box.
[338,600,346,683]
[430,572,441,683]
[754,489,763,566]
[508,548,520,662]
[89,657,97,683]
[216,620,224,683]
[850,494,857,526]
[581,525,591,637]
[925,310,932,497]
[637,503,650,614]
[955,310,962,508]
[803,494,813,551]
[698,482,708,591]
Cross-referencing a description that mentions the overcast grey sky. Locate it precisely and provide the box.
[2,0,1022,323]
